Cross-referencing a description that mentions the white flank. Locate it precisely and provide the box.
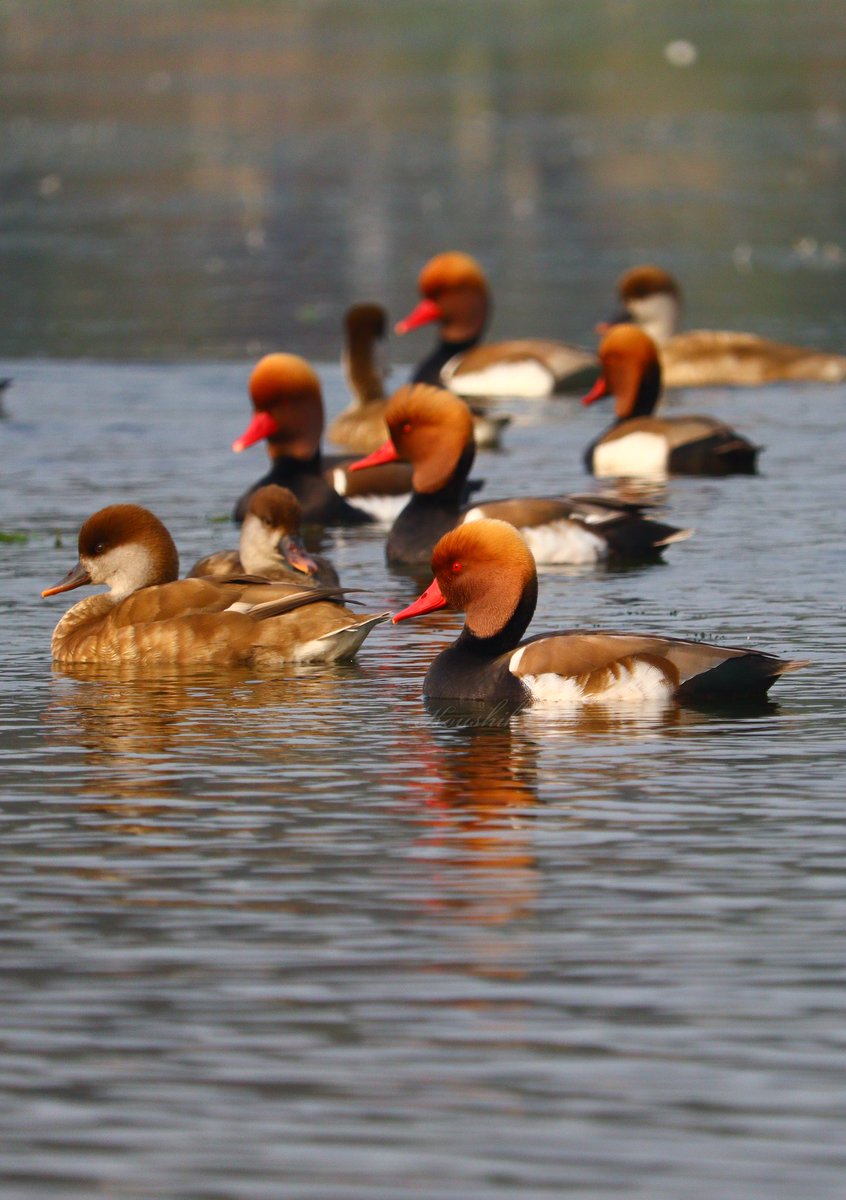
[331,468,348,496]
[346,492,410,524]
[520,519,606,565]
[593,432,668,480]
[444,360,553,398]
[510,654,673,706]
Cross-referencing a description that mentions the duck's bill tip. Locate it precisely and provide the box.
[231,410,280,453]
[581,376,609,406]
[41,562,91,597]
[392,577,448,623]
[348,440,401,472]
[394,298,443,335]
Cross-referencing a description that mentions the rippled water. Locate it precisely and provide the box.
[3,1,846,1196]
[2,359,846,1198]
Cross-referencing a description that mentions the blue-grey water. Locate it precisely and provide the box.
[2,3,846,1198]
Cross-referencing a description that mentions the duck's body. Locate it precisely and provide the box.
[349,384,690,567]
[232,353,411,526]
[393,520,807,707]
[43,505,387,666]
[398,252,598,397]
[583,326,760,478]
[609,265,846,387]
[328,301,510,452]
[190,485,339,587]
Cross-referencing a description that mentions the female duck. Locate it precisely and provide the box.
[231,353,411,525]
[606,265,846,387]
[393,519,806,706]
[349,383,690,566]
[189,485,339,587]
[583,325,760,477]
[42,504,387,665]
[396,252,598,397]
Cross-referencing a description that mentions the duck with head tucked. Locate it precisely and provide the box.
[605,265,846,387]
[583,325,760,478]
[393,519,807,707]
[396,252,599,397]
[42,504,388,666]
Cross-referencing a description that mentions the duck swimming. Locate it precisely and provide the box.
[396,252,598,397]
[349,383,691,566]
[393,519,807,706]
[583,325,760,478]
[327,301,510,452]
[231,352,411,525]
[606,265,846,387]
[42,504,388,665]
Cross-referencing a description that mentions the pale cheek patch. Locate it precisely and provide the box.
[446,360,553,397]
[95,545,156,599]
[593,432,668,480]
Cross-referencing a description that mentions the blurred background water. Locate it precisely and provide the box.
[2,3,846,1198]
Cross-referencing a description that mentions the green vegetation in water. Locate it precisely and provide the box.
[0,530,28,544]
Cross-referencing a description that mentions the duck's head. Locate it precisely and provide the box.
[395,251,490,342]
[582,325,662,419]
[232,353,324,458]
[42,505,179,602]
[599,265,682,345]
[347,383,475,492]
[239,485,320,576]
[393,518,537,641]
[344,302,387,346]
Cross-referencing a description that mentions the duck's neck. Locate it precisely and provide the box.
[617,360,662,421]
[459,577,538,658]
[411,334,483,387]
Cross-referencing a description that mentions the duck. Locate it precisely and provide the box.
[392,518,807,706]
[327,301,511,452]
[605,265,846,387]
[583,325,760,478]
[348,383,691,566]
[41,504,388,665]
[395,252,599,397]
[189,485,340,587]
[231,352,412,526]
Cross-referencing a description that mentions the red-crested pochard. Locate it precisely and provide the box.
[189,485,339,587]
[393,519,807,706]
[327,302,510,452]
[349,383,691,566]
[606,265,846,387]
[42,504,388,665]
[231,353,412,526]
[583,326,760,478]
[396,252,599,397]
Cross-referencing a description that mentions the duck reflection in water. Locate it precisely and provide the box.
[42,660,370,811]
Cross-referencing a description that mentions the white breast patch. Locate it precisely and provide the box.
[593,432,668,480]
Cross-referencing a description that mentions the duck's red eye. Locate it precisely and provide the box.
[451,560,462,573]
[401,422,412,435]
